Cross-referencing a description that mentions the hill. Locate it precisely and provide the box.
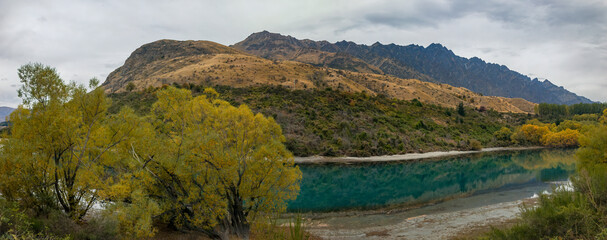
[0,106,14,122]
[102,39,535,113]
[108,85,531,157]
[233,31,592,105]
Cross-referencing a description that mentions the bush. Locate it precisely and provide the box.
[485,190,599,240]
[494,127,512,141]
[541,129,580,147]
[512,124,551,145]
[0,199,118,240]
[469,139,482,150]
[0,199,32,236]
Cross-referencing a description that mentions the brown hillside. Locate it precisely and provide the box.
[103,40,536,113]
[232,31,438,83]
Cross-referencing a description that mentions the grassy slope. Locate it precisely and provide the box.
[109,85,531,157]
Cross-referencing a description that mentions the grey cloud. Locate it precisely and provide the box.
[0,0,605,104]
[364,14,439,29]
[539,1,607,26]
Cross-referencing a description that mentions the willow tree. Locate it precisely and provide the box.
[114,87,301,239]
[202,90,301,239]
[0,63,139,219]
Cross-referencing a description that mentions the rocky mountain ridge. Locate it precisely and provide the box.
[233,31,592,105]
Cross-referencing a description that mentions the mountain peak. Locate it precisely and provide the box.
[372,41,383,47]
[234,32,592,104]
[427,43,444,48]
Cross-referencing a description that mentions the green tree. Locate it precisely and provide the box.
[494,127,513,141]
[457,102,465,116]
[0,63,139,220]
[126,82,136,92]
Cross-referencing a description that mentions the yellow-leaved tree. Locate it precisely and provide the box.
[110,87,301,239]
[0,63,140,219]
[541,129,580,147]
[201,88,301,239]
[511,124,551,145]
[577,109,607,168]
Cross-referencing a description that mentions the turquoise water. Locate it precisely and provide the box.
[288,149,576,212]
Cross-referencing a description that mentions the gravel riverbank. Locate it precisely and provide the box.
[300,182,555,239]
[294,147,545,164]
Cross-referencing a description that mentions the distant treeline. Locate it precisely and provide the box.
[536,102,607,121]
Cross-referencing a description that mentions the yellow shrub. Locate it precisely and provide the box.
[541,129,580,147]
[514,124,551,145]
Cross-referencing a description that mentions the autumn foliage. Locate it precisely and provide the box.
[510,120,580,148]
[541,129,580,147]
[0,64,301,239]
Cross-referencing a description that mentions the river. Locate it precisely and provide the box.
[289,148,575,212]
[288,148,576,239]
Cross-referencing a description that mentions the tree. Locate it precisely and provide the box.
[556,120,582,132]
[600,109,607,124]
[541,129,580,147]
[457,102,465,116]
[494,127,513,141]
[0,63,139,219]
[512,124,551,145]
[201,92,301,239]
[112,87,301,239]
[577,110,607,168]
[126,82,136,92]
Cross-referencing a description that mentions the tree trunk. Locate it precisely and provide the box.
[222,188,250,240]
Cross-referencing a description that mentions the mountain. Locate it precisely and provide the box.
[233,31,592,105]
[232,31,437,84]
[0,107,14,122]
[102,39,536,113]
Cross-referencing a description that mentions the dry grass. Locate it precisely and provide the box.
[104,40,536,113]
[450,218,520,240]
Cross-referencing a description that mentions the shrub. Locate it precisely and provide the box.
[541,129,580,147]
[556,120,582,132]
[469,139,482,150]
[494,127,512,141]
[512,124,551,145]
[126,82,135,92]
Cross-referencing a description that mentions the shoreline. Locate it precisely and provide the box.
[300,182,557,239]
[294,146,546,164]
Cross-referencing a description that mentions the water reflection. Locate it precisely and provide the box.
[288,149,576,212]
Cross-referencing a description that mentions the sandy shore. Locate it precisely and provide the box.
[294,146,545,164]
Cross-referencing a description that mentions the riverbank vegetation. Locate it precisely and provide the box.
[0,64,301,239]
[483,109,607,239]
[109,83,533,157]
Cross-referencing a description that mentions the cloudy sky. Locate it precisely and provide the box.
[1,0,606,107]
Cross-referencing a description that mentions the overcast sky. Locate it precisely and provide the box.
[1,0,606,107]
